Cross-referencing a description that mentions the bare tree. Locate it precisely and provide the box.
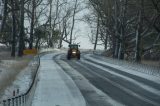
[11,0,16,57]
[93,15,99,50]
[18,0,25,56]
[0,0,8,33]
[70,0,78,44]
[29,0,36,49]
[88,0,160,62]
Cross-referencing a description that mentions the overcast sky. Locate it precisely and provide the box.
[62,0,104,50]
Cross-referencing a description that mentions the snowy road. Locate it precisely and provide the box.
[32,52,160,106]
[31,53,86,106]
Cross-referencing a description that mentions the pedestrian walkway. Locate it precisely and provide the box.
[31,53,86,106]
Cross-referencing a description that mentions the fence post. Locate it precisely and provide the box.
[19,96,21,106]
[13,91,15,97]
[12,98,14,106]
[3,100,6,106]
[8,99,11,106]
[23,95,26,105]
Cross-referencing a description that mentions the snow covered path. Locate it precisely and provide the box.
[31,53,86,106]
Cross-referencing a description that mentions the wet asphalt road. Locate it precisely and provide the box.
[54,53,160,106]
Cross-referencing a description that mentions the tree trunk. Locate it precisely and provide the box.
[18,0,25,57]
[59,36,63,48]
[118,0,127,60]
[70,0,78,44]
[114,39,119,58]
[104,34,108,50]
[59,23,65,48]
[113,0,119,58]
[35,37,40,49]
[0,0,8,32]
[112,35,116,58]
[104,19,109,50]
[135,0,144,62]
[29,0,36,49]
[135,12,142,62]
[11,0,16,57]
[94,15,99,50]
[49,0,53,47]
[52,0,60,48]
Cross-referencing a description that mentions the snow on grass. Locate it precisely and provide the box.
[0,67,32,100]
[91,54,160,76]
[84,54,160,84]
[0,60,29,94]
[0,55,38,100]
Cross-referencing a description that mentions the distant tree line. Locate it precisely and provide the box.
[87,0,160,62]
[0,0,159,62]
[0,0,83,57]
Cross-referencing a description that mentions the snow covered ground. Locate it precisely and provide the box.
[0,56,39,101]
[31,51,160,106]
[0,49,64,101]
[89,54,160,76]
[31,53,86,106]
[84,54,160,84]
[1,49,159,106]
[57,53,160,106]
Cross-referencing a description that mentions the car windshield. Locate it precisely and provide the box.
[70,45,78,49]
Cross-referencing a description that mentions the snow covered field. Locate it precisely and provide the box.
[0,50,38,105]
[0,57,33,95]
[0,59,39,100]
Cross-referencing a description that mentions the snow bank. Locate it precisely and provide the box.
[90,54,160,77]
[84,54,160,84]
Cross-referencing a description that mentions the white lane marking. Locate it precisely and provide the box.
[78,60,160,106]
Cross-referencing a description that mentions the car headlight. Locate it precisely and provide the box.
[72,51,76,54]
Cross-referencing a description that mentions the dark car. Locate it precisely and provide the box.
[67,44,80,60]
